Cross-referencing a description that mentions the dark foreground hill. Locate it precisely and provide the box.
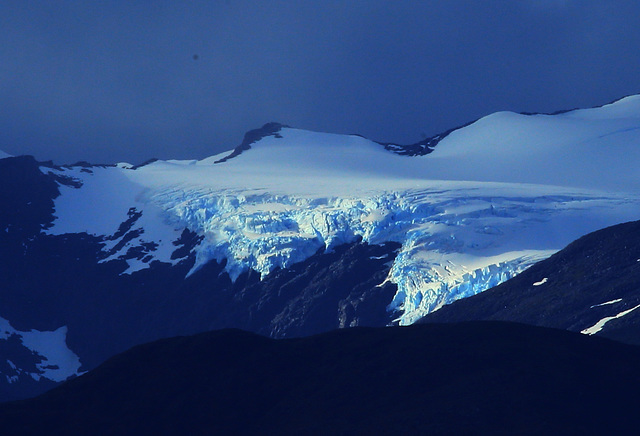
[2,322,640,435]
[420,220,640,345]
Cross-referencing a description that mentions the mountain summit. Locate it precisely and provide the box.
[203,95,640,191]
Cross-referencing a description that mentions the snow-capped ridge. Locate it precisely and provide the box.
[424,95,640,192]
[201,93,640,169]
[179,93,640,193]
[0,150,13,160]
[518,94,640,117]
[569,94,640,120]
[203,119,471,167]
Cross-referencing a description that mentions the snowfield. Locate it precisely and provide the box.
[45,96,640,324]
[0,317,82,383]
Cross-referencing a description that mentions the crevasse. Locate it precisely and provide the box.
[146,187,601,324]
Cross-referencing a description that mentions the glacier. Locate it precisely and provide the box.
[44,95,640,324]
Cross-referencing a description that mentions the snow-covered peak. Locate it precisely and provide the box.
[569,94,640,120]
[417,96,640,192]
[0,150,12,160]
[165,95,640,194]
[194,128,408,192]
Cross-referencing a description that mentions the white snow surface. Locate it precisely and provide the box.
[533,278,548,286]
[44,96,640,324]
[0,150,12,160]
[0,317,82,382]
[590,299,623,309]
[581,303,640,335]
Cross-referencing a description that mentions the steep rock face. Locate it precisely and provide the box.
[2,322,640,435]
[164,239,400,339]
[420,220,640,344]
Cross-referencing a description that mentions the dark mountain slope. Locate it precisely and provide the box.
[0,156,400,401]
[0,155,59,238]
[420,220,640,344]
[2,322,640,435]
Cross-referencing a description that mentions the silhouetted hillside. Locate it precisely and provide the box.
[2,322,640,435]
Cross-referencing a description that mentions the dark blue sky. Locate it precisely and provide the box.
[2,1,640,164]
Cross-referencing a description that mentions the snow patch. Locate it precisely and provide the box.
[581,303,640,335]
[533,278,548,286]
[0,150,12,160]
[45,166,186,272]
[590,299,623,309]
[0,317,82,383]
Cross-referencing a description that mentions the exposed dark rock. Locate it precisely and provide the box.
[131,158,159,170]
[47,172,83,188]
[378,120,475,156]
[0,155,60,237]
[214,122,287,163]
[170,229,204,260]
